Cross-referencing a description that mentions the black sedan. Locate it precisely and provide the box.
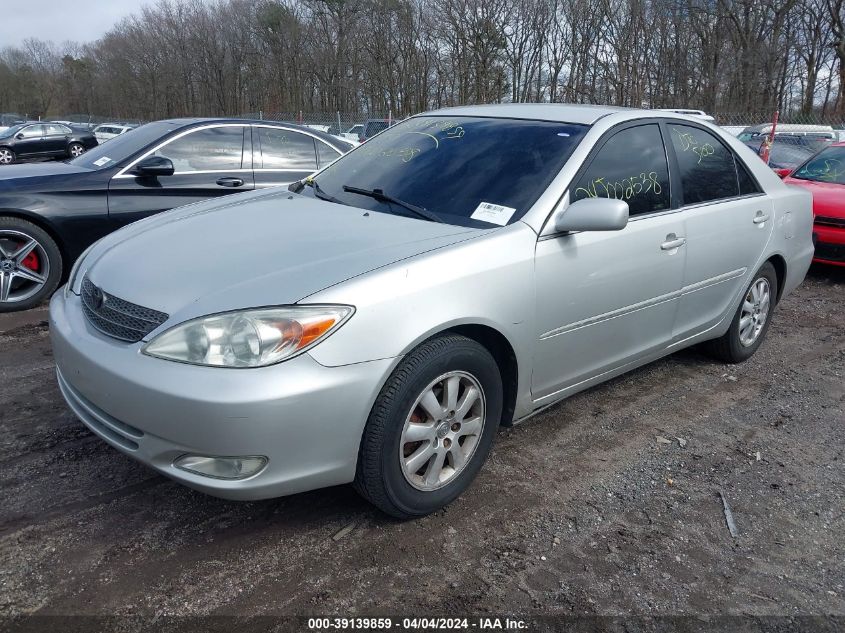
[0,122,98,165]
[0,118,353,311]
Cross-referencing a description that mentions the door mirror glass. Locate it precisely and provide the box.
[554,197,629,233]
[134,155,175,177]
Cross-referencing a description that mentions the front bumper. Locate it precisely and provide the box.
[50,290,394,500]
[813,223,845,267]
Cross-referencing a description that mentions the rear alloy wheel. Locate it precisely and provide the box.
[0,218,63,312]
[0,148,15,165]
[67,143,85,158]
[355,334,502,518]
[705,262,778,363]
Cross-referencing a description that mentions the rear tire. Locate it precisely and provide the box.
[354,334,502,519]
[0,147,15,165]
[704,262,778,363]
[0,217,63,313]
[67,143,85,158]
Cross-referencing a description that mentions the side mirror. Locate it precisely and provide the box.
[134,156,174,177]
[554,197,629,233]
[773,168,791,179]
[15,133,24,139]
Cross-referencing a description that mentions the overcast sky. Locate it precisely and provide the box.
[0,0,156,48]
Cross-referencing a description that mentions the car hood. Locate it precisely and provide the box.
[784,177,845,218]
[83,189,482,327]
[0,161,93,189]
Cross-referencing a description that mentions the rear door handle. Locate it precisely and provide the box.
[661,235,687,250]
[753,211,770,224]
[216,177,244,188]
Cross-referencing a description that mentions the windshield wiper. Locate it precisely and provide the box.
[301,178,345,205]
[342,185,443,223]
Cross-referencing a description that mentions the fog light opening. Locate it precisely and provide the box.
[173,455,268,480]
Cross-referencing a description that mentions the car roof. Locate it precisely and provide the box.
[420,103,633,125]
[156,117,351,149]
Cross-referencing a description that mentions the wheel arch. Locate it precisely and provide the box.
[0,209,68,277]
[439,324,519,427]
[766,253,787,304]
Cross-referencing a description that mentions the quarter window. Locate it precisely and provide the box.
[316,141,341,167]
[258,128,317,170]
[155,126,245,172]
[571,124,671,216]
[669,124,739,204]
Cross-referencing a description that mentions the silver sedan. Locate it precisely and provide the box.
[50,105,814,518]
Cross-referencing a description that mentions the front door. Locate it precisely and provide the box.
[14,124,46,157]
[532,123,686,402]
[107,124,254,228]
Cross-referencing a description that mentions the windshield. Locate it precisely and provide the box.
[0,124,26,139]
[309,116,588,227]
[792,146,845,185]
[67,121,175,169]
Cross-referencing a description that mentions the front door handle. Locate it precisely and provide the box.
[661,234,687,251]
[216,177,244,188]
[753,211,770,224]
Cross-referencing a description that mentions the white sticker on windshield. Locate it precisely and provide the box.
[470,201,517,226]
[92,157,111,167]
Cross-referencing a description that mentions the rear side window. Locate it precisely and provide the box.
[258,128,317,170]
[571,123,671,216]
[669,124,739,204]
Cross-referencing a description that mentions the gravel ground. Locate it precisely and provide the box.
[0,265,843,627]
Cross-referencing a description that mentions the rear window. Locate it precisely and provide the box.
[311,116,589,226]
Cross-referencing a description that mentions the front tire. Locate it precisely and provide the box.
[354,334,502,518]
[0,217,63,312]
[0,147,15,165]
[705,262,778,363]
[67,143,85,158]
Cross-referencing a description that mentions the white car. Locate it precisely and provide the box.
[93,124,134,143]
[655,109,716,123]
[341,124,364,141]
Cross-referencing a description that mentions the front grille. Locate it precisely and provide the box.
[815,216,845,228]
[815,241,845,263]
[81,276,168,342]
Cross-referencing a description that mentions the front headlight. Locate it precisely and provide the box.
[142,305,353,368]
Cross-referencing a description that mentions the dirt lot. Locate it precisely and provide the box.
[0,266,843,626]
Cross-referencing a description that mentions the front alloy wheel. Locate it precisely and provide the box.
[0,148,14,165]
[399,371,486,491]
[355,334,502,518]
[0,218,63,312]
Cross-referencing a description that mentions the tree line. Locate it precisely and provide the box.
[0,0,843,122]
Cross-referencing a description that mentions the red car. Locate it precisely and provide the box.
[782,142,845,266]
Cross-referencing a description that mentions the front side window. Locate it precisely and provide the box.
[154,126,245,172]
[669,124,739,204]
[258,128,317,170]
[311,116,589,226]
[792,146,845,185]
[570,124,670,216]
[20,125,45,138]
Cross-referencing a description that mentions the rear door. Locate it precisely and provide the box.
[251,125,321,189]
[666,123,774,340]
[107,123,254,227]
[44,124,72,155]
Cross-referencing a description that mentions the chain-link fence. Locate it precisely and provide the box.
[43,108,845,138]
